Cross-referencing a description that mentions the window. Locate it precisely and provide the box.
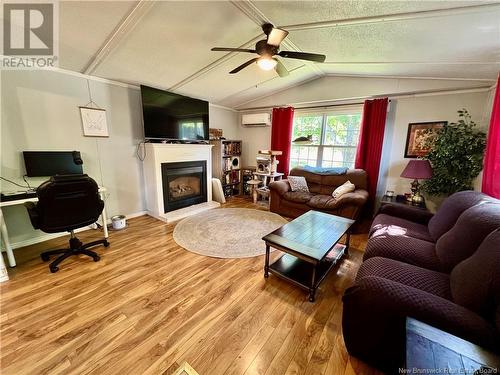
[290,108,362,169]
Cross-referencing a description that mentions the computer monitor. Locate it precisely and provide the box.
[23,151,83,177]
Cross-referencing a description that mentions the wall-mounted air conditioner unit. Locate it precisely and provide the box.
[241,113,271,127]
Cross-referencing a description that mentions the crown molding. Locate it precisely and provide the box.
[209,103,238,113]
[33,67,141,89]
[324,72,496,82]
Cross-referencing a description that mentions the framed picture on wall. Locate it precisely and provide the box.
[404,121,446,158]
[79,106,109,137]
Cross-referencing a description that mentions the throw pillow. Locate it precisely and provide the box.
[288,176,309,192]
[332,180,355,199]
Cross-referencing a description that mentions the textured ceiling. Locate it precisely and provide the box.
[57,1,500,108]
[251,0,493,25]
[59,1,137,72]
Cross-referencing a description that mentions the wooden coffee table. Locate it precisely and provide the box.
[262,210,354,302]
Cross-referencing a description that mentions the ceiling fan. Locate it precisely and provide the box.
[211,23,326,77]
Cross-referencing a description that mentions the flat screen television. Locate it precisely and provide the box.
[140,85,209,141]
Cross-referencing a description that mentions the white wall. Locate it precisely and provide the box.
[1,69,146,247]
[209,104,239,140]
[383,91,489,211]
[236,110,273,167]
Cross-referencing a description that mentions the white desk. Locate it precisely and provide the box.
[0,187,108,268]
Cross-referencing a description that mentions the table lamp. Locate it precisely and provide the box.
[400,159,432,204]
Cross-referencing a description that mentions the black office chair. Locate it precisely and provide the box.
[25,174,109,273]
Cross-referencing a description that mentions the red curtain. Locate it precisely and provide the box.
[355,98,389,204]
[482,74,500,198]
[271,107,295,176]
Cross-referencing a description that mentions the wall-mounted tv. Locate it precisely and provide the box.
[140,85,209,141]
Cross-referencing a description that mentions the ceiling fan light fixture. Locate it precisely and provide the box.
[257,57,277,71]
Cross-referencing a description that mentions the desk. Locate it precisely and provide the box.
[0,187,108,268]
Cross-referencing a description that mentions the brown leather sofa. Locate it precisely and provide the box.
[268,167,369,220]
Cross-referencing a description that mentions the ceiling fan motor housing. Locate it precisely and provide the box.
[255,40,278,57]
[261,23,274,36]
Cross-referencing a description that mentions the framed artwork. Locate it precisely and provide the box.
[79,106,109,137]
[404,121,446,158]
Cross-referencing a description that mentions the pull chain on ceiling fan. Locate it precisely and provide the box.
[211,23,327,78]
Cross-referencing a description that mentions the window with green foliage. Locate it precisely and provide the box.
[290,109,362,169]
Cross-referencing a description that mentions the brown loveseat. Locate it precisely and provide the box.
[268,167,369,220]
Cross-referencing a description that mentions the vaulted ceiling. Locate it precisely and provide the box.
[59,1,500,108]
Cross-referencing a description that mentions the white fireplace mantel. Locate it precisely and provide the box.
[143,143,219,222]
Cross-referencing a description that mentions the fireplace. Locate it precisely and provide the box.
[161,161,207,212]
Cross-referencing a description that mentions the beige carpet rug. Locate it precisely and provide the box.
[173,208,287,258]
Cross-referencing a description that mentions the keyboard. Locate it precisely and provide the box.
[1,191,37,202]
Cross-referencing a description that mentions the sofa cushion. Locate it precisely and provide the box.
[290,168,322,193]
[334,169,368,190]
[428,191,492,241]
[435,202,500,272]
[356,257,451,300]
[288,176,309,192]
[283,191,314,203]
[268,180,291,196]
[332,180,355,199]
[370,213,433,242]
[364,233,441,271]
[307,194,337,209]
[450,229,500,322]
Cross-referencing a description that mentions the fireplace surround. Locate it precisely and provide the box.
[161,161,207,212]
[143,143,219,223]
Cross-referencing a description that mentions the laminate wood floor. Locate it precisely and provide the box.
[1,197,382,375]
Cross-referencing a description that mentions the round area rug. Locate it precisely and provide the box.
[173,208,287,258]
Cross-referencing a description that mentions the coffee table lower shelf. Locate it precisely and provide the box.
[267,243,346,302]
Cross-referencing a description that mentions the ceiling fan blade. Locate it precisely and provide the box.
[278,51,326,63]
[275,59,289,78]
[267,28,289,47]
[229,58,259,74]
[211,47,256,53]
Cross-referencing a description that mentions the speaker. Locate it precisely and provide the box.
[230,156,240,170]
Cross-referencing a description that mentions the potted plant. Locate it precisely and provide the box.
[423,109,486,196]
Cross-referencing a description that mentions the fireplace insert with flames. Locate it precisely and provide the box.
[161,161,207,212]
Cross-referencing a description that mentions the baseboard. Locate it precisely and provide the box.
[5,211,147,250]
[159,201,220,224]
[124,211,147,220]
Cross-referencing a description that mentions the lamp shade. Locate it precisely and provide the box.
[400,159,433,179]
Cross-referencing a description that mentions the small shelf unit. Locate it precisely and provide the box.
[211,140,243,197]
